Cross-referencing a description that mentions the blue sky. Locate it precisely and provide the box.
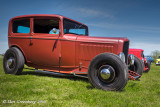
[0,0,160,55]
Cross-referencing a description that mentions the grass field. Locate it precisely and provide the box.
[0,55,160,107]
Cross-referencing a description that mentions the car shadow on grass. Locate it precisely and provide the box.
[21,70,129,91]
[21,70,95,90]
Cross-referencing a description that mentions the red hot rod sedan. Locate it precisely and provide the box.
[129,49,151,74]
[3,14,134,91]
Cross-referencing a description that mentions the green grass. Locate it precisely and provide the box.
[0,56,160,107]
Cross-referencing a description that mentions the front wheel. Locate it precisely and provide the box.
[3,47,25,75]
[129,56,143,75]
[88,53,128,91]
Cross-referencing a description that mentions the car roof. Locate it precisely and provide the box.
[10,14,87,27]
[129,48,144,52]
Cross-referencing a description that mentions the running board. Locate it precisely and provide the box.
[34,70,88,78]
[35,70,71,77]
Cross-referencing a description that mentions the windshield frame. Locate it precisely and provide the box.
[141,51,144,58]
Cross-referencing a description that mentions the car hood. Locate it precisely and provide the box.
[63,34,129,43]
[76,35,129,43]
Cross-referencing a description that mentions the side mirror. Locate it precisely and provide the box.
[52,28,57,33]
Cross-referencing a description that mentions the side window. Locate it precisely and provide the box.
[12,19,30,33]
[34,19,59,34]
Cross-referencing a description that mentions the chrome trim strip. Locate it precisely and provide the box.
[8,36,119,44]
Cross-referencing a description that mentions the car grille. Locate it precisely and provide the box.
[123,41,129,64]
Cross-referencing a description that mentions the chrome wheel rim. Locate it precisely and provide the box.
[6,56,16,69]
[98,65,115,83]
[100,68,111,80]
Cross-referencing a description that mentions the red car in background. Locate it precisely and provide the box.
[129,49,151,74]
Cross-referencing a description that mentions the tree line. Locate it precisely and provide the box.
[151,50,160,61]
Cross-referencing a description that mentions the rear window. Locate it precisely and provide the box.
[12,19,30,33]
[34,19,59,34]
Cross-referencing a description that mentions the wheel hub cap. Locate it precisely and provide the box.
[100,68,111,79]
[7,58,15,68]
[98,65,115,83]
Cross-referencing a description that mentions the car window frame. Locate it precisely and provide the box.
[32,17,61,37]
[11,18,31,36]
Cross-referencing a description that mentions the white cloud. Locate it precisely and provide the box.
[130,41,160,55]
[0,41,8,54]
[75,8,113,18]
[87,22,160,33]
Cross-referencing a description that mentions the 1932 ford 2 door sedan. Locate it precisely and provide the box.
[3,14,134,91]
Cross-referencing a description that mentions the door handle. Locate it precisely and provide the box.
[29,36,33,45]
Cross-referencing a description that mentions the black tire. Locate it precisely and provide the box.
[144,61,151,73]
[88,53,128,91]
[129,56,143,75]
[3,47,25,75]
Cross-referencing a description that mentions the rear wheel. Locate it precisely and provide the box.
[144,61,151,73]
[88,53,128,91]
[129,56,143,75]
[3,47,25,75]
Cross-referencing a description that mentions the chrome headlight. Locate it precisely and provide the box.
[128,54,134,65]
[145,59,147,63]
[142,58,144,62]
[118,52,125,63]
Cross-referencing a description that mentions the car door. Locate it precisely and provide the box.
[30,17,61,67]
[10,18,31,61]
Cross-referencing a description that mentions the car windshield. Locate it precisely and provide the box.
[141,51,144,58]
[63,18,88,35]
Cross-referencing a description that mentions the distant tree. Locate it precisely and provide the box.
[151,50,160,61]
